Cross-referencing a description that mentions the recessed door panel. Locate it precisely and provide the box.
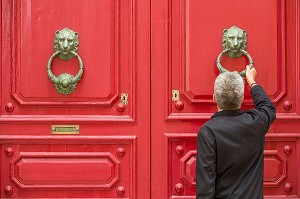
[165,134,299,198]
[1,0,135,121]
[0,136,136,198]
[167,0,298,121]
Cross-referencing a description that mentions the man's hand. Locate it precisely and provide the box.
[245,65,257,87]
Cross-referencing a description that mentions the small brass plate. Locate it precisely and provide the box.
[51,125,79,135]
[121,93,128,105]
[172,90,180,101]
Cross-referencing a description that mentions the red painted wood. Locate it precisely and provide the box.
[1,0,150,198]
[11,153,119,188]
[152,0,300,198]
[0,136,138,198]
[1,0,300,198]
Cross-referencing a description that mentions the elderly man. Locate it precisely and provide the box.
[196,66,276,198]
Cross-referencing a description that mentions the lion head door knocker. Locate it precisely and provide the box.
[47,27,84,95]
[216,26,253,77]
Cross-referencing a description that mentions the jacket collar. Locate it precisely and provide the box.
[211,108,243,119]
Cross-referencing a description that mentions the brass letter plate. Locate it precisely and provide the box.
[51,125,79,135]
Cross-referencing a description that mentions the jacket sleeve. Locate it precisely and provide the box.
[250,85,276,133]
[196,125,216,199]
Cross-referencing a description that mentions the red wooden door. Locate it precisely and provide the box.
[1,0,300,199]
[0,0,150,198]
[152,0,300,199]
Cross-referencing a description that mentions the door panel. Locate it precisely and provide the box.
[1,136,136,198]
[166,133,197,198]
[1,0,150,198]
[152,0,300,198]
[1,0,135,120]
[168,0,293,120]
[165,134,299,198]
[264,137,298,196]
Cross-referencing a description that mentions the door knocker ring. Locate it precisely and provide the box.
[47,28,84,95]
[216,26,253,77]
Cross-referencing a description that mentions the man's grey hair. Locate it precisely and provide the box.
[214,71,244,110]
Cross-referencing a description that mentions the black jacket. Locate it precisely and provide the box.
[196,85,276,199]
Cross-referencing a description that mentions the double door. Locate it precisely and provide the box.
[1,0,300,198]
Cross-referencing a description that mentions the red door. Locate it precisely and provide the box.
[0,0,150,198]
[1,0,300,199]
[151,0,300,198]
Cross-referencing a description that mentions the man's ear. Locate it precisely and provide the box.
[213,94,216,103]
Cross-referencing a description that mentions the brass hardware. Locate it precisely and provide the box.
[47,28,84,95]
[121,93,128,105]
[222,26,247,58]
[172,90,180,101]
[51,125,79,135]
[216,26,253,77]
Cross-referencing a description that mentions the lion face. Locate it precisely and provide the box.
[222,26,247,58]
[54,28,79,60]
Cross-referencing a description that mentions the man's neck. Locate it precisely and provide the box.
[217,106,241,111]
[217,106,222,112]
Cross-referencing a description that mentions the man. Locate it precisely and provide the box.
[196,66,276,198]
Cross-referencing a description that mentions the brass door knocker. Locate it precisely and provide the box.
[216,26,253,77]
[47,28,84,95]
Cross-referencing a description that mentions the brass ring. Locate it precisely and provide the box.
[216,49,253,77]
[47,51,84,95]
